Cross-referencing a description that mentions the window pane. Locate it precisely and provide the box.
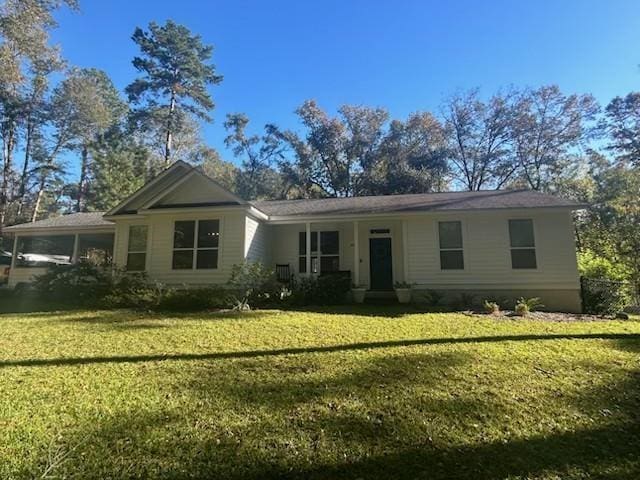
[320,255,340,272]
[509,219,535,247]
[511,249,537,269]
[299,232,319,254]
[298,256,318,274]
[128,226,148,252]
[126,252,146,271]
[198,220,219,248]
[196,249,218,269]
[172,250,193,269]
[174,221,195,249]
[16,235,74,267]
[439,222,463,249]
[78,233,114,266]
[320,231,339,255]
[440,250,464,270]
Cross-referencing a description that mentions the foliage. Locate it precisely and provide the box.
[228,262,282,310]
[393,281,412,289]
[0,308,639,478]
[289,274,351,305]
[126,20,222,166]
[155,286,229,312]
[580,277,628,317]
[223,113,285,200]
[32,262,153,307]
[604,92,640,167]
[443,89,516,190]
[510,86,599,190]
[578,249,630,282]
[483,300,500,314]
[514,297,544,316]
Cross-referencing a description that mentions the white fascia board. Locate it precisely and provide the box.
[264,205,582,225]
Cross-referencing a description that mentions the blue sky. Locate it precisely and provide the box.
[53,0,640,165]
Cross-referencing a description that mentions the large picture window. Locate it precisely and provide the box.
[127,226,148,271]
[438,221,464,270]
[509,219,537,269]
[172,220,219,270]
[299,231,339,274]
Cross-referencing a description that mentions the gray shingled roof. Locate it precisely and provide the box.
[5,212,113,232]
[252,190,584,218]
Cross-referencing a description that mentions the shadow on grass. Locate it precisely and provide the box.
[36,347,640,479]
[2,332,639,369]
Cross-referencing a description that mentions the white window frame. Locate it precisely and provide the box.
[437,220,465,271]
[508,218,538,270]
[126,225,148,272]
[299,230,340,274]
[172,219,220,270]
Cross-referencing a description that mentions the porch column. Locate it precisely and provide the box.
[305,222,311,277]
[71,233,80,264]
[402,220,409,282]
[10,235,18,270]
[353,221,360,286]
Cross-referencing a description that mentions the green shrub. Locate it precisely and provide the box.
[514,297,544,317]
[156,286,229,312]
[289,274,351,306]
[32,262,114,304]
[581,278,627,316]
[228,262,283,310]
[483,300,500,315]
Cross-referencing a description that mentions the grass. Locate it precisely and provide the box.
[0,306,639,479]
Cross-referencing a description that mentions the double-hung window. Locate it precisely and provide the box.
[172,220,219,270]
[509,219,537,269]
[438,221,464,270]
[299,231,340,273]
[126,225,148,271]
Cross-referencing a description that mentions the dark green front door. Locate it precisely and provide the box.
[369,237,393,290]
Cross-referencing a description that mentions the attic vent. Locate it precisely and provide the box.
[370,228,390,235]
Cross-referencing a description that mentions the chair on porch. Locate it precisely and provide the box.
[275,264,293,287]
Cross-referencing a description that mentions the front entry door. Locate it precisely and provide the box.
[369,237,393,290]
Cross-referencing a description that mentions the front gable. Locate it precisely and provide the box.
[147,170,245,209]
[105,161,247,216]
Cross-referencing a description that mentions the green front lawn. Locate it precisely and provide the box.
[1,307,639,479]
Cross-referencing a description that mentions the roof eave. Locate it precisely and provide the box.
[265,204,587,224]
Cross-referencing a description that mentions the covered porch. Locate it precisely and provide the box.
[269,218,409,292]
[6,228,115,287]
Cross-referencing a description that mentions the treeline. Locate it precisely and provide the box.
[0,1,639,286]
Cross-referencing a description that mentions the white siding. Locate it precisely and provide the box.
[405,209,579,289]
[113,211,245,285]
[244,216,270,264]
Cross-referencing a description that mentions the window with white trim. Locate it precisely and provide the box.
[509,219,537,269]
[438,221,464,270]
[172,220,219,270]
[298,231,339,274]
[126,225,148,271]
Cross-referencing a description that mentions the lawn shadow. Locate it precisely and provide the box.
[2,332,639,369]
[35,345,640,479]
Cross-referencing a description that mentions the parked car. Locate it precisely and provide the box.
[0,250,11,285]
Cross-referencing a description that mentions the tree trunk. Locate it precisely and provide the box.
[0,124,17,234]
[164,89,177,168]
[31,178,45,222]
[76,144,89,212]
[16,118,34,218]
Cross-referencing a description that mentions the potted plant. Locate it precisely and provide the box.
[394,281,412,304]
[351,285,367,303]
